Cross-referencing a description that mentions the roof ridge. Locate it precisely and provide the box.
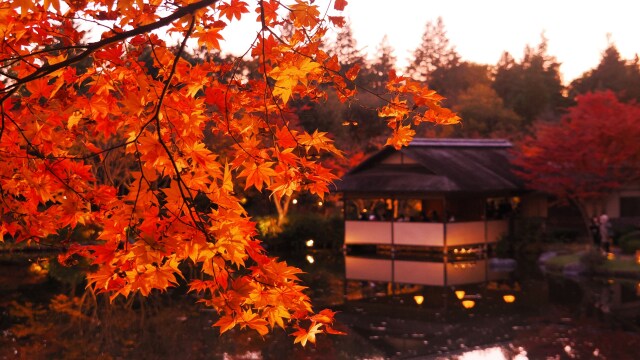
[409,138,512,147]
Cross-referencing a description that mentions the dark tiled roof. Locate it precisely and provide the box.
[335,138,523,194]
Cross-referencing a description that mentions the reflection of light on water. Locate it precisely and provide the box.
[461,300,475,309]
[306,255,315,264]
[452,261,476,269]
[455,290,466,299]
[223,351,262,359]
[457,346,528,360]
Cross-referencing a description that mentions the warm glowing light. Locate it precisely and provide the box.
[292,199,298,205]
[635,250,640,264]
[413,295,424,305]
[462,300,475,309]
[306,255,315,264]
[607,252,615,260]
[318,201,323,206]
[503,294,516,303]
[454,249,459,254]
[455,290,466,300]
[240,197,247,204]
[306,239,314,247]
[29,263,42,273]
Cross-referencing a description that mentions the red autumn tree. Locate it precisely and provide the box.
[0,0,459,344]
[513,91,640,238]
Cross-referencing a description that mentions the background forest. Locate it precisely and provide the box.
[287,18,640,159]
[215,18,640,225]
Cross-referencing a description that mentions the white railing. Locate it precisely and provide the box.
[344,220,508,247]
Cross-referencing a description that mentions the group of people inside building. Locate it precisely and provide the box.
[351,197,517,223]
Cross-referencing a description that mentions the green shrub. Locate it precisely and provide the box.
[617,230,640,244]
[617,230,640,254]
[260,213,344,251]
[547,227,581,243]
[621,238,640,254]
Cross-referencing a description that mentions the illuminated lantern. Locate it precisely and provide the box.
[413,295,424,305]
[462,300,475,309]
[503,294,516,303]
[306,255,315,264]
[455,290,465,300]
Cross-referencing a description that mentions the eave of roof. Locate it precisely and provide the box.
[335,138,523,194]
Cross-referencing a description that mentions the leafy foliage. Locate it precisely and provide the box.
[569,44,640,103]
[513,91,640,237]
[406,17,459,83]
[493,36,565,126]
[0,0,457,343]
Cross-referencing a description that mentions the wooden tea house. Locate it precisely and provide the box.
[336,138,547,255]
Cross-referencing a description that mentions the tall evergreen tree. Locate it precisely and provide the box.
[429,61,492,105]
[493,35,566,127]
[328,20,365,68]
[406,17,460,83]
[365,35,397,92]
[569,43,640,103]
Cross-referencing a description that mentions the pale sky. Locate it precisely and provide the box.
[219,0,640,85]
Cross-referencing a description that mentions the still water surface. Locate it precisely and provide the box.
[1,251,640,359]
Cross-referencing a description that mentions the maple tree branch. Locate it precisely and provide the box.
[263,26,420,122]
[256,8,302,153]
[150,16,212,240]
[0,0,218,102]
[0,105,5,146]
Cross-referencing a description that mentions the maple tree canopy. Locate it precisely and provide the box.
[0,0,458,344]
[513,91,640,222]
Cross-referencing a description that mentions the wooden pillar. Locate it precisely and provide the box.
[443,196,448,256]
[484,197,489,255]
[390,196,395,295]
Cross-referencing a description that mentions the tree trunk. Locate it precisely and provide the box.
[274,195,292,227]
[571,197,597,245]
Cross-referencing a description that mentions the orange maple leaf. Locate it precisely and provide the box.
[289,0,320,28]
[385,124,416,150]
[239,161,277,191]
[345,63,360,81]
[292,322,323,347]
[214,315,237,334]
[333,0,348,11]
[218,0,249,21]
[195,21,226,50]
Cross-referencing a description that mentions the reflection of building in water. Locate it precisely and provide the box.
[336,139,547,255]
[591,280,640,317]
[344,255,514,302]
[346,256,497,287]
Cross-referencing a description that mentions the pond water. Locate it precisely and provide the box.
[1,251,640,359]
